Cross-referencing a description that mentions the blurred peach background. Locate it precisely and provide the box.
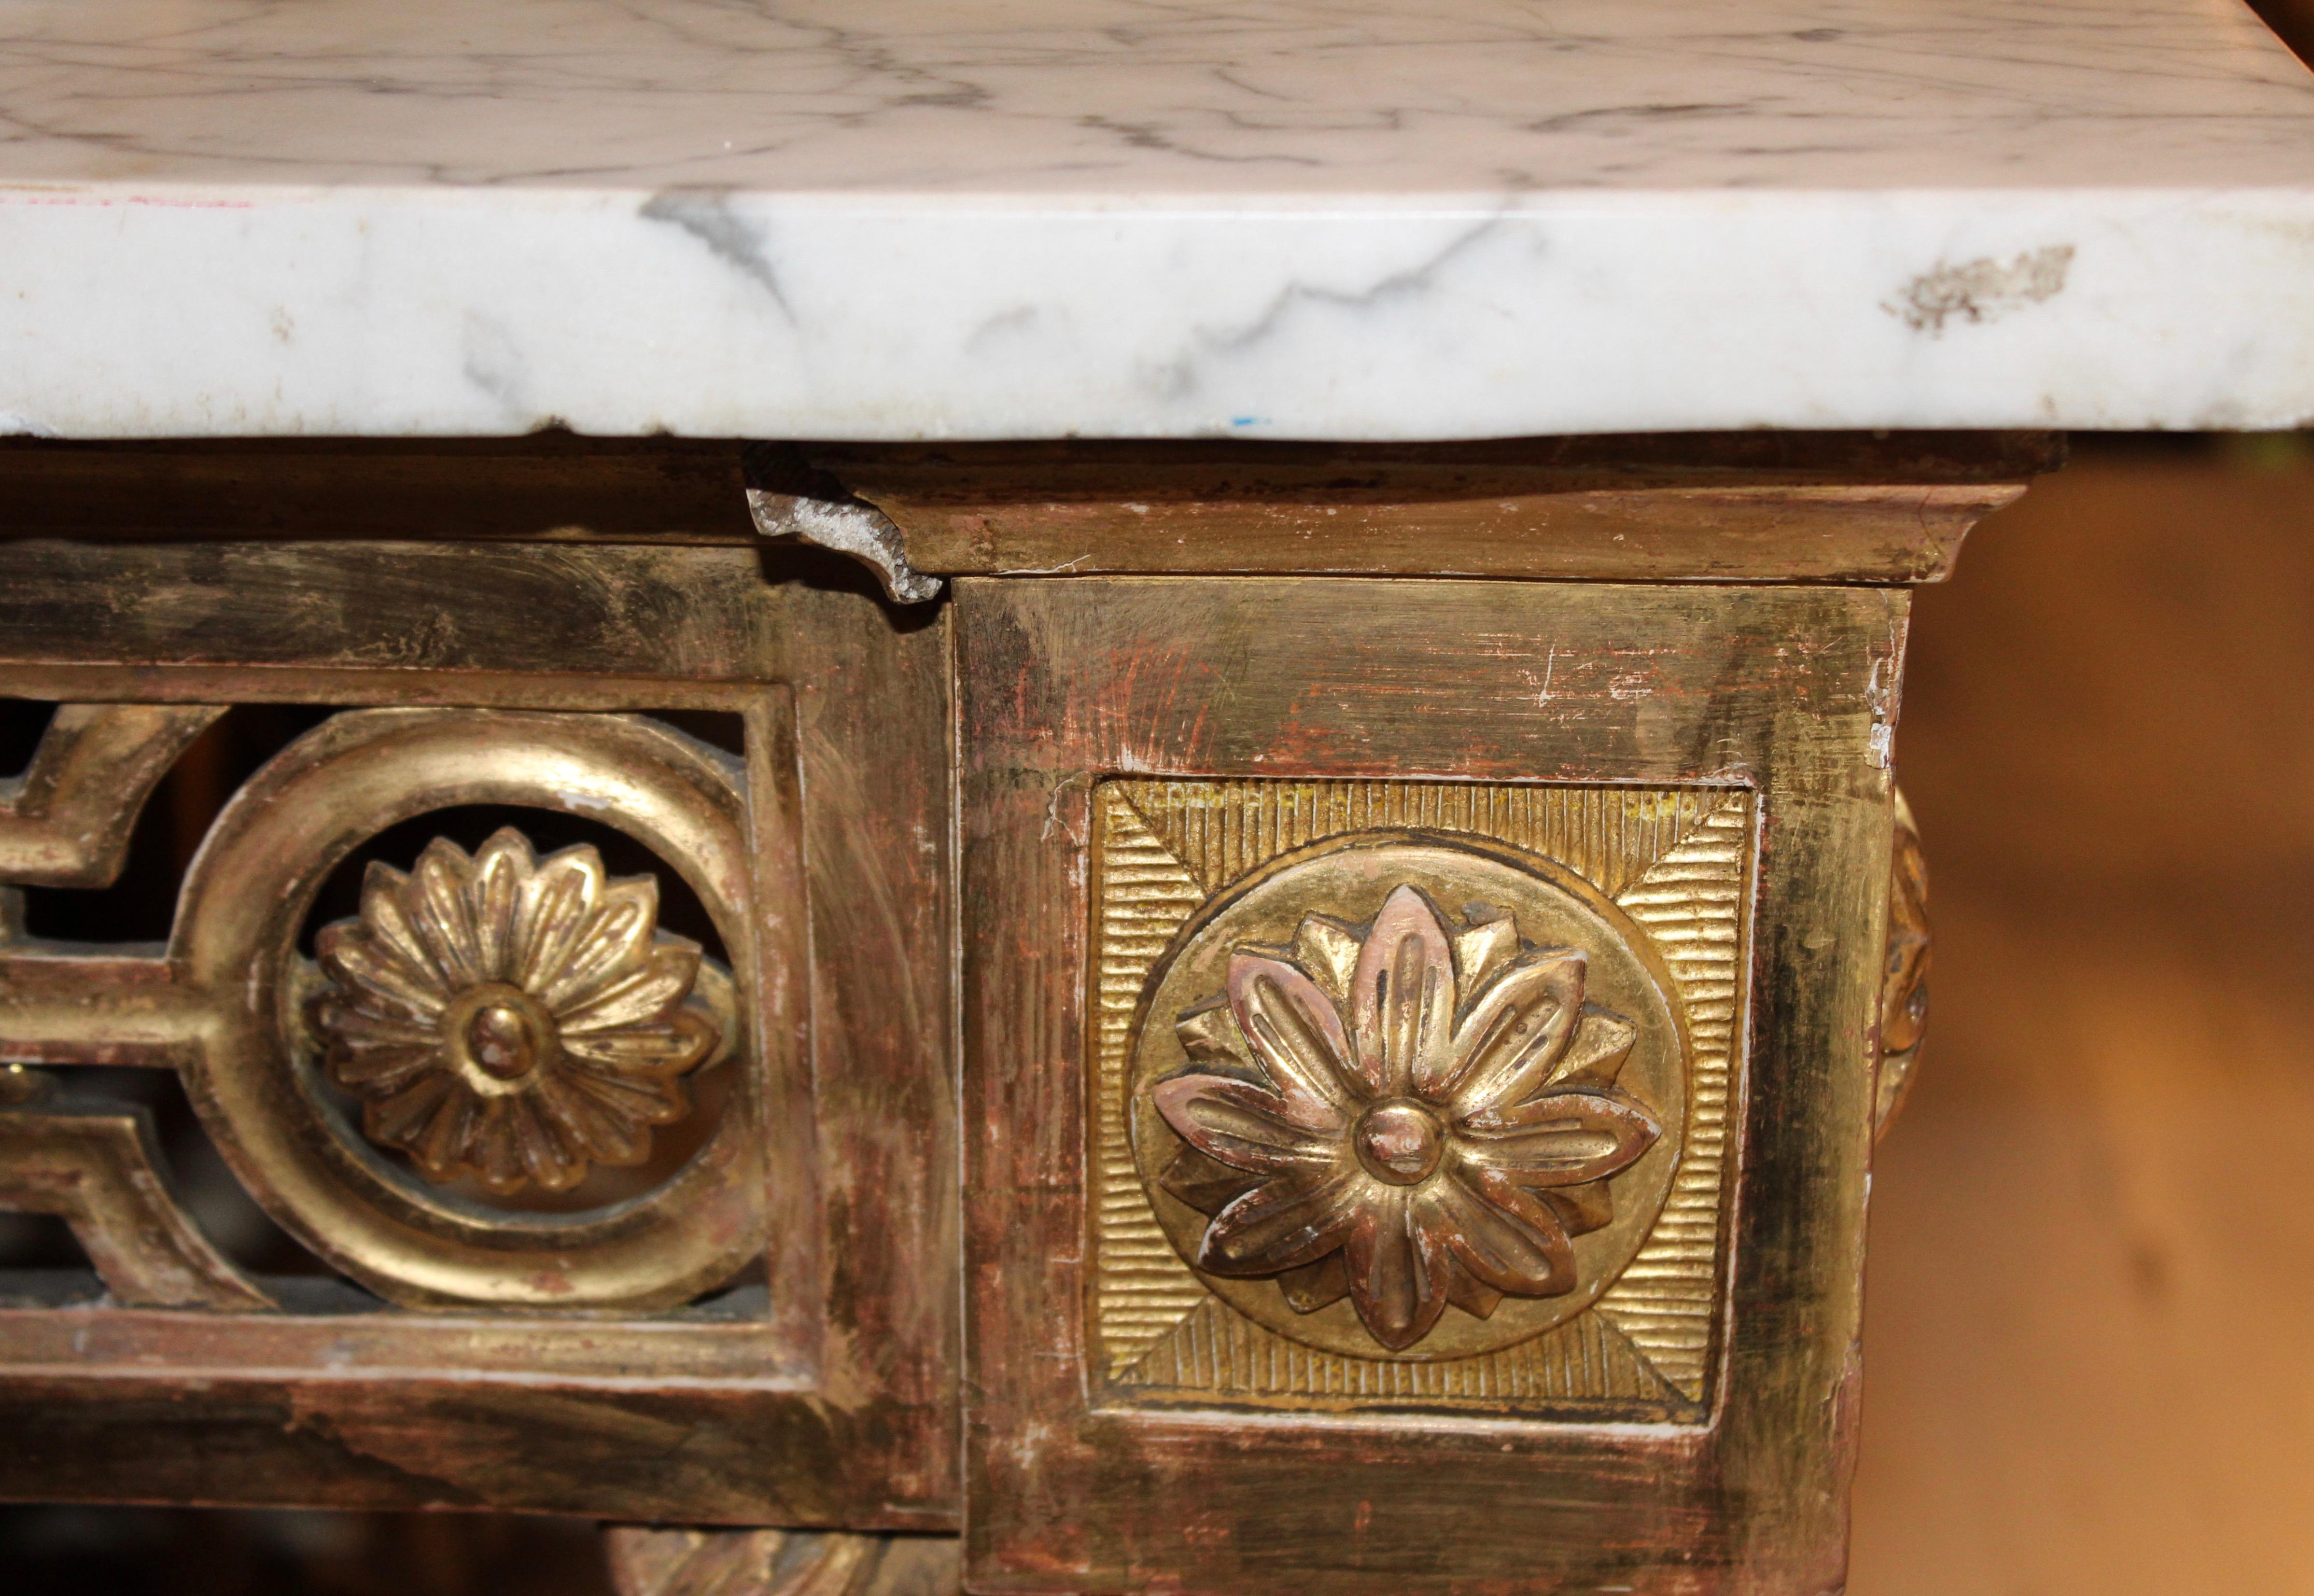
[1850,435,2314,1595]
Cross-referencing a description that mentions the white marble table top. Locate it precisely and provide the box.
[3,0,2312,440]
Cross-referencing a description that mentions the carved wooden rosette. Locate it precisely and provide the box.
[1092,779,1752,1418]
[309,828,729,1198]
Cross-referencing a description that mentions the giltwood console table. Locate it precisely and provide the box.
[1,2,2311,1593]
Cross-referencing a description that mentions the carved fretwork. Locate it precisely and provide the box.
[0,703,226,887]
[0,1095,272,1310]
[0,532,953,1531]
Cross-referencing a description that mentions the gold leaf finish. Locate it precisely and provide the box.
[1130,837,1685,1364]
[0,703,226,888]
[0,1106,274,1311]
[604,1525,961,1596]
[1091,777,1752,1415]
[173,708,765,1311]
[1121,1295,1680,1405]
[1149,885,1662,1353]
[312,828,717,1196]
[1591,796,1748,1400]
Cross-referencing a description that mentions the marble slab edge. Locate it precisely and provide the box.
[4,185,2311,439]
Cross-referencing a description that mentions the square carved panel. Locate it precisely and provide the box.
[959,576,1902,1593]
[1085,777,1752,1423]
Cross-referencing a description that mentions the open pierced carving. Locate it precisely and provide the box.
[310,828,719,1196]
[0,1091,272,1311]
[1152,883,1662,1353]
[4,703,769,1310]
[0,703,225,888]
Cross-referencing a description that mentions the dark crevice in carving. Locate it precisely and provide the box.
[12,704,330,944]
[0,699,55,780]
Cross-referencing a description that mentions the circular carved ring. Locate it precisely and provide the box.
[173,709,763,1310]
[1129,833,1686,1360]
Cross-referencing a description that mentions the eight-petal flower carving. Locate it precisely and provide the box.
[1151,884,1662,1352]
[309,827,719,1195]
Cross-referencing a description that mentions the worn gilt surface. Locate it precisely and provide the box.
[0,705,769,1312]
[0,535,959,1528]
[603,1526,961,1596]
[0,442,1972,1578]
[961,577,1903,1593]
[1091,778,1750,1417]
[313,829,721,1196]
